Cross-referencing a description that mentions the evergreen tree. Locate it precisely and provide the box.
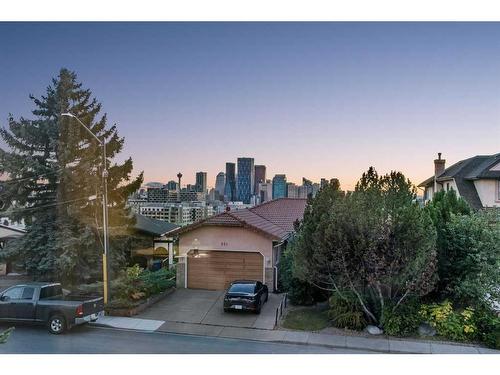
[425,190,471,296]
[292,169,437,325]
[0,68,143,284]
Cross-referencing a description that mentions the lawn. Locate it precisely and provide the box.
[282,306,330,331]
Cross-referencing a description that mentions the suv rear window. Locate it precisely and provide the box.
[40,285,63,299]
[228,283,256,294]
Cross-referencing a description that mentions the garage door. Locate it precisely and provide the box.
[187,250,263,290]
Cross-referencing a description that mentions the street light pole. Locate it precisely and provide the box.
[61,112,110,304]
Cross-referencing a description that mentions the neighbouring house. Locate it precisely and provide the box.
[0,223,26,275]
[131,214,180,269]
[171,198,307,292]
[419,152,500,209]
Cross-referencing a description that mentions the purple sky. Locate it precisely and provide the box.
[1,22,499,190]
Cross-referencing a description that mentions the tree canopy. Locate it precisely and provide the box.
[291,168,437,325]
[0,68,144,284]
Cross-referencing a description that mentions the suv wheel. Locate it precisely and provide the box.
[48,315,66,334]
[255,300,262,314]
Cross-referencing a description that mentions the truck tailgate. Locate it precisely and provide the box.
[82,297,104,315]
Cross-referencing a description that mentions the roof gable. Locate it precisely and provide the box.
[171,198,307,240]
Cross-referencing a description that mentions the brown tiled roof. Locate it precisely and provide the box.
[250,198,307,233]
[171,198,307,240]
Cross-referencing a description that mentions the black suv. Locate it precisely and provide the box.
[223,280,269,314]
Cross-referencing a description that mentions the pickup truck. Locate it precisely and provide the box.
[0,282,104,334]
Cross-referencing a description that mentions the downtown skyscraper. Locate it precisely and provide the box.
[195,171,207,193]
[224,162,236,202]
[237,157,254,204]
[254,165,266,195]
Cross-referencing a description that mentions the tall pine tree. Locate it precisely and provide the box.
[0,68,143,284]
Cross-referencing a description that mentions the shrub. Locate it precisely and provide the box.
[473,306,500,349]
[419,301,477,342]
[111,265,175,302]
[0,327,14,344]
[381,298,422,337]
[279,247,325,305]
[328,292,367,330]
[140,267,176,296]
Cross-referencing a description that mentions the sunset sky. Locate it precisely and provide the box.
[1,22,499,191]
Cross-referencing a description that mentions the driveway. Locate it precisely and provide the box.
[137,289,282,330]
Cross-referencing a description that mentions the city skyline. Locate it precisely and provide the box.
[1,23,499,191]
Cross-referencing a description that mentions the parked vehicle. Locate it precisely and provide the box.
[0,282,104,334]
[223,280,268,314]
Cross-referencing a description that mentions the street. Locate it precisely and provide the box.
[0,324,371,354]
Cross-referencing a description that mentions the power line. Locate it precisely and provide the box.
[0,195,102,215]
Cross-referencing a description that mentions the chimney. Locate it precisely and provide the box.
[434,153,446,177]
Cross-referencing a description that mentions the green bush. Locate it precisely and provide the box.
[381,298,422,337]
[473,306,500,349]
[110,265,175,303]
[279,247,326,305]
[328,292,367,330]
[140,267,176,296]
[419,301,477,342]
[0,327,15,344]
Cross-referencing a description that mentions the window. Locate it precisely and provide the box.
[228,283,256,294]
[2,286,23,300]
[497,180,500,201]
[21,287,35,300]
[39,285,63,300]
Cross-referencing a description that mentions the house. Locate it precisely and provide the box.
[419,153,500,209]
[131,214,180,269]
[171,198,307,292]
[0,223,26,275]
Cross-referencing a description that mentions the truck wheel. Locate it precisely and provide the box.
[48,315,66,334]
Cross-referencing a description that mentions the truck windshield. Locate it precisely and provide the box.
[40,285,63,299]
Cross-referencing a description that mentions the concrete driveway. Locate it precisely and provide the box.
[137,289,282,330]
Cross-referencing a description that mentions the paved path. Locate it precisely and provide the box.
[136,288,281,329]
[90,316,500,354]
[0,325,368,354]
[94,316,164,331]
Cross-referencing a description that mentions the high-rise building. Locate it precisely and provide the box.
[287,183,299,198]
[258,180,273,203]
[254,165,266,195]
[195,172,207,193]
[224,162,236,202]
[139,202,214,226]
[215,172,225,197]
[166,180,178,191]
[237,158,254,204]
[146,187,169,202]
[272,174,287,199]
[302,177,314,198]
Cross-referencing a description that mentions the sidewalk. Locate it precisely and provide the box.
[90,317,500,354]
[91,316,164,332]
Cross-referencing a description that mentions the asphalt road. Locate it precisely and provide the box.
[0,324,370,354]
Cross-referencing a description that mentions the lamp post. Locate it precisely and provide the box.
[61,113,110,304]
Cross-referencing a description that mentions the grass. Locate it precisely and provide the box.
[282,306,330,331]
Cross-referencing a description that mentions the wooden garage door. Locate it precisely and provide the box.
[187,251,263,290]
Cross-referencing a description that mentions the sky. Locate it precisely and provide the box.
[0,22,499,191]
